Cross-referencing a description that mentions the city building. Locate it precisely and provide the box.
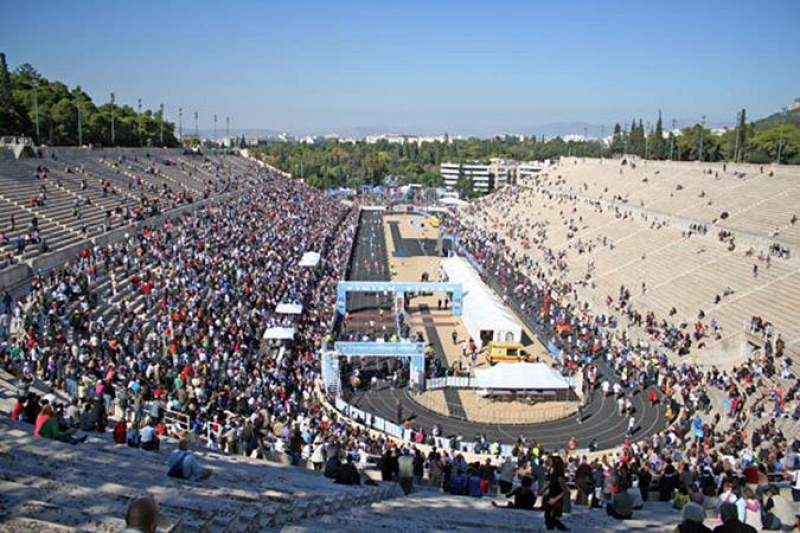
[440,159,549,194]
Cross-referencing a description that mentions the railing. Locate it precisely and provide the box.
[334,392,522,456]
[0,136,33,147]
[425,376,475,389]
[163,407,191,434]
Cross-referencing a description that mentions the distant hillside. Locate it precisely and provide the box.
[753,104,800,130]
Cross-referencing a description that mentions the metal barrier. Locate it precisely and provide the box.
[425,376,476,390]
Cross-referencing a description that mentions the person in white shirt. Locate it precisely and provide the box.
[139,419,159,451]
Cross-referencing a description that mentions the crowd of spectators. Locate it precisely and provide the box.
[443,179,799,528]
[1,154,798,530]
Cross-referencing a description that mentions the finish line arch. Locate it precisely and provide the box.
[321,341,427,398]
[335,281,463,317]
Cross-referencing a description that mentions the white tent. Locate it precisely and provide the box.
[276,302,303,315]
[474,362,569,390]
[263,327,296,340]
[299,252,321,267]
[441,255,523,343]
[439,197,469,207]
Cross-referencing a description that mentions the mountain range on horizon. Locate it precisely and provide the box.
[198,118,737,141]
[194,111,790,141]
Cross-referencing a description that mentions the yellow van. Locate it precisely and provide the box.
[485,342,534,365]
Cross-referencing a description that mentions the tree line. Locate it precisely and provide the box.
[256,109,799,191]
[607,109,800,165]
[0,53,178,147]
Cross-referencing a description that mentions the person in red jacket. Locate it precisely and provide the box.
[113,419,128,444]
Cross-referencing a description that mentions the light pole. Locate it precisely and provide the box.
[137,98,143,146]
[225,116,230,140]
[110,93,116,146]
[698,115,706,162]
[213,114,217,144]
[645,121,651,159]
[777,107,787,164]
[159,103,164,146]
[194,111,198,139]
[33,81,40,144]
[77,97,82,147]
[178,108,183,140]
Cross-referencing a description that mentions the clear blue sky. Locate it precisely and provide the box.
[2,0,799,136]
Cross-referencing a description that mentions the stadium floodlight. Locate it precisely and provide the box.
[137,98,143,147]
[110,93,116,146]
[33,81,40,145]
[77,97,82,147]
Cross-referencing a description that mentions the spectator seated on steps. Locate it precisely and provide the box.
[35,405,87,445]
[606,480,634,519]
[166,438,211,481]
[492,475,537,509]
[335,454,361,486]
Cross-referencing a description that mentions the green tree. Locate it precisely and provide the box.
[650,111,665,160]
[0,52,24,135]
[733,109,747,162]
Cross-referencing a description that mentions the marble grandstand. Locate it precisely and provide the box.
[0,147,262,283]
[0,149,797,533]
[459,156,800,367]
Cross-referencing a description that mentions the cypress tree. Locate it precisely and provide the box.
[0,52,19,134]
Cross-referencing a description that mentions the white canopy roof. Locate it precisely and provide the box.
[299,252,321,267]
[439,197,469,207]
[263,327,296,340]
[441,255,522,343]
[275,302,303,315]
[474,362,569,390]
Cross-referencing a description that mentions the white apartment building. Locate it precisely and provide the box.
[440,163,462,189]
[440,162,497,194]
[516,160,548,180]
[441,159,550,193]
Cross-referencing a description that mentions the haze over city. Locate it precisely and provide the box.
[1,0,799,136]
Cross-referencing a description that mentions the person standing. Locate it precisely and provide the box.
[498,456,515,494]
[544,455,570,531]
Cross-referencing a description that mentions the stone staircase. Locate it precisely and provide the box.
[281,487,721,533]
[0,420,399,533]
